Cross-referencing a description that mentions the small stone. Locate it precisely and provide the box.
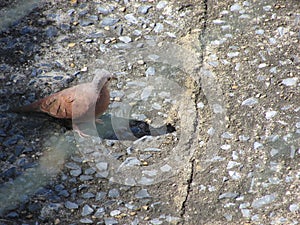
[79,175,93,181]
[135,189,151,199]
[251,194,277,209]
[94,207,105,218]
[219,192,239,199]
[156,1,168,10]
[282,77,298,86]
[255,29,264,35]
[125,14,138,24]
[80,218,93,224]
[227,161,241,170]
[138,5,152,14]
[119,36,132,43]
[82,204,94,216]
[241,209,251,218]
[98,6,111,15]
[95,191,106,201]
[265,110,277,119]
[221,144,231,150]
[82,192,95,199]
[221,132,234,139]
[228,171,241,180]
[96,162,108,171]
[154,23,164,33]
[289,204,299,212]
[110,209,121,217]
[104,218,118,225]
[230,3,242,11]
[65,201,78,209]
[108,188,120,198]
[145,67,155,76]
[101,17,119,26]
[227,52,239,58]
[160,164,172,172]
[241,97,258,106]
[70,169,82,177]
[253,142,263,150]
[80,19,94,26]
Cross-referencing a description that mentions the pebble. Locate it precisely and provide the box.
[241,97,258,106]
[135,189,151,199]
[82,204,94,216]
[119,36,132,43]
[94,207,105,218]
[253,142,263,150]
[96,162,108,171]
[160,164,172,172]
[95,191,106,201]
[98,6,112,15]
[282,77,298,86]
[265,110,277,119]
[110,209,121,216]
[101,17,119,26]
[289,204,299,212]
[64,201,78,209]
[124,14,138,24]
[145,67,156,76]
[79,175,93,181]
[230,3,242,11]
[138,5,152,14]
[80,218,93,224]
[219,192,239,199]
[251,194,277,209]
[154,23,164,33]
[70,169,82,177]
[156,1,168,10]
[108,188,120,198]
[104,218,118,225]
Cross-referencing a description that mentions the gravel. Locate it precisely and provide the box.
[0,0,299,224]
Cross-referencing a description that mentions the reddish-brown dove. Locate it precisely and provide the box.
[12,69,114,137]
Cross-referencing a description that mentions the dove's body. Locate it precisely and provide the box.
[12,69,113,137]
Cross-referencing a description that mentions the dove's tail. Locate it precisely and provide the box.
[10,100,42,113]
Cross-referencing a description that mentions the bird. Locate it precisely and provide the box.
[11,69,115,137]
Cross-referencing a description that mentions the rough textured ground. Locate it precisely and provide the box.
[0,0,299,224]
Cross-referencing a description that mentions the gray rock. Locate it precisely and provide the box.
[219,192,239,199]
[154,23,164,33]
[156,1,168,10]
[104,218,118,225]
[82,204,94,216]
[70,169,82,177]
[80,218,93,224]
[94,207,105,218]
[251,194,277,209]
[135,189,151,199]
[241,97,258,106]
[96,162,108,171]
[145,67,155,76]
[282,77,298,86]
[101,17,119,26]
[138,5,152,14]
[124,14,138,24]
[82,192,95,199]
[108,188,120,198]
[65,201,78,209]
[95,191,106,201]
[119,36,132,43]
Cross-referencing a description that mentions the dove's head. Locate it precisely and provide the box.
[92,69,116,91]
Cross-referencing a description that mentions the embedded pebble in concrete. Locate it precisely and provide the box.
[135,189,151,199]
[251,194,277,209]
[81,204,94,216]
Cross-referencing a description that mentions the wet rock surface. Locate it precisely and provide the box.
[0,0,299,224]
